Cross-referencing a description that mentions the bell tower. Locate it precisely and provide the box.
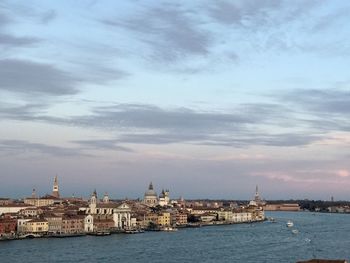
[52,175,60,198]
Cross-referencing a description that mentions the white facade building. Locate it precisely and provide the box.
[82,191,132,230]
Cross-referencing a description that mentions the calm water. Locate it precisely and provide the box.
[0,212,349,263]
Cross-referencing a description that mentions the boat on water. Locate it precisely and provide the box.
[291,229,299,234]
[286,220,294,227]
[268,217,276,223]
[124,229,144,234]
[88,231,111,236]
[160,227,178,232]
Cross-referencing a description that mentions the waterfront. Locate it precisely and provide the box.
[0,212,349,263]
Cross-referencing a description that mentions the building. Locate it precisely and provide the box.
[25,219,49,234]
[232,212,252,222]
[252,185,266,207]
[52,175,60,198]
[142,213,159,228]
[0,218,17,236]
[82,191,132,230]
[93,218,115,232]
[24,195,61,207]
[61,215,84,234]
[264,203,300,211]
[158,189,170,207]
[84,214,94,232]
[157,212,171,226]
[187,207,219,215]
[44,214,62,234]
[0,203,33,215]
[143,182,158,207]
[17,218,32,234]
[0,198,13,205]
[19,207,44,217]
[175,213,188,226]
[200,214,217,222]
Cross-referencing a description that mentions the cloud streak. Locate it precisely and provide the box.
[0,139,88,157]
[102,3,210,62]
[0,59,79,96]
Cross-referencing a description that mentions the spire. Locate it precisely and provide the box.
[52,175,60,198]
[32,188,37,198]
[254,185,261,202]
[149,182,154,190]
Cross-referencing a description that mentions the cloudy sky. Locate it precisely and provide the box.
[1,0,350,200]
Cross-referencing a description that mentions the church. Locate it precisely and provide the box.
[143,182,158,207]
[143,182,171,207]
[82,190,132,231]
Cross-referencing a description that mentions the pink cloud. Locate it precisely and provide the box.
[337,169,350,178]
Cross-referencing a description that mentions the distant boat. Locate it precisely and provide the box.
[292,229,299,234]
[160,226,178,232]
[268,217,276,223]
[286,220,294,227]
[124,229,144,234]
[88,231,111,236]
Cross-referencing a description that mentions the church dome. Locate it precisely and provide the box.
[144,182,157,197]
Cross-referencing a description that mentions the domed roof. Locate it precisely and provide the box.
[144,182,157,197]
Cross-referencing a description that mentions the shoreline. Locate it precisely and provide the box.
[0,218,266,242]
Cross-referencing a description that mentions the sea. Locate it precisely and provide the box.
[0,211,349,263]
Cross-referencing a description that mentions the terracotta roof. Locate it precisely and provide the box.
[96,203,120,208]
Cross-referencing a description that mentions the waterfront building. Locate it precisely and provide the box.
[0,218,17,236]
[141,213,159,228]
[84,215,94,232]
[175,212,188,226]
[232,212,252,222]
[93,218,115,232]
[143,182,158,207]
[52,176,60,198]
[83,191,132,230]
[217,210,234,221]
[17,218,32,234]
[264,203,300,211]
[157,212,171,226]
[44,214,63,234]
[61,215,84,234]
[25,219,49,234]
[200,213,217,222]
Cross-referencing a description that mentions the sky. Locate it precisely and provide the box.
[1,0,350,200]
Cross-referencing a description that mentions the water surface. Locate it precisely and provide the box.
[1,212,349,262]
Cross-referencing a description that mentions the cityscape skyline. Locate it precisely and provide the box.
[1,1,350,200]
[0,176,343,202]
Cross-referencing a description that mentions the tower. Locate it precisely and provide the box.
[52,175,60,198]
[32,188,37,198]
[90,189,97,213]
[254,185,260,202]
[103,192,110,203]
